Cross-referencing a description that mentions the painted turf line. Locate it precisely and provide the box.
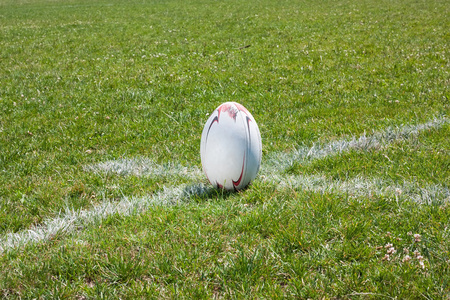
[1,116,447,253]
[263,116,449,175]
[87,116,448,177]
[2,176,447,253]
[268,174,450,205]
[84,157,203,180]
[0,184,212,254]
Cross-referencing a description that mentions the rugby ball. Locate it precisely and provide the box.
[200,102,262,191]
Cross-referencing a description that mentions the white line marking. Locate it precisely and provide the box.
[268,174,450,205]
[263,116,449,175]
[1,116,448,253]
[0,184,212,254]
[84,157,202,180]
[85,117,448,177]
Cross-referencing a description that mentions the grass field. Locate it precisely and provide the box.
[0,0,449,298]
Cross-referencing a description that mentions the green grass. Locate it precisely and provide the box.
[0,0,449,298]
[2,189,450,298]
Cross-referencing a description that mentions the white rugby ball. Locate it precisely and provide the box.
[200,102,262,191]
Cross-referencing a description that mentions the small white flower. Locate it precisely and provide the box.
[419,260,425,269]
[385,243,393,249]
[414,234,421,242]
[387,247,396,255]
[402,255,411,263]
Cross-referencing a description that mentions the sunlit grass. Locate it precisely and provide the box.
[0,0,449,298]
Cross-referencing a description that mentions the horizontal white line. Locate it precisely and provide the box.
[262,116,448,175]
[86,116,448,178]
[84,157,202,180]
[2,173,447,254]
[1,116,447,253]
[267,173,450,205]
[0,184,212,254]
